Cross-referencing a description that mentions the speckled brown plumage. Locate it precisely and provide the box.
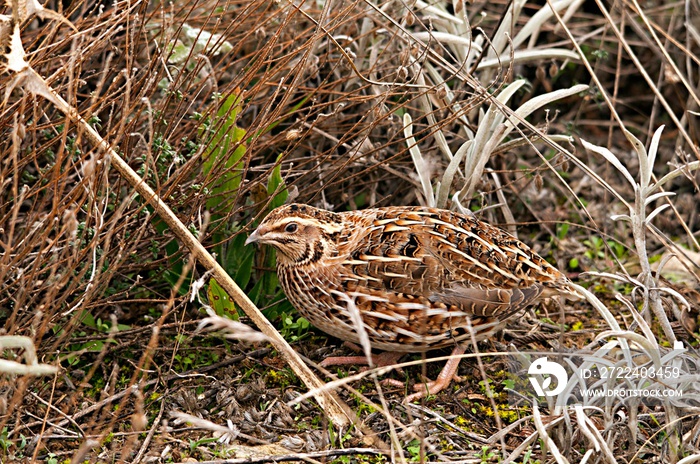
[246,203,579,398]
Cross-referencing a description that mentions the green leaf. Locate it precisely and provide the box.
[207,278,238,319]
[262,267,280,298]
[79,310,97,329]
[267,153,288,210]
[247,277,264,307]
[219,231,255,290]
[234,248,255,290]
[84,340,105,352]
[201,92,247,215]
[556,223,569,240]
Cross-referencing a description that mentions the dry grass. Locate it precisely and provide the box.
[1,0,699,462]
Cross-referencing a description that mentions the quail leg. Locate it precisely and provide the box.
[405,345,465,402]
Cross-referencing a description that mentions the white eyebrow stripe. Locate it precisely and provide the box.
[276,217,345,233]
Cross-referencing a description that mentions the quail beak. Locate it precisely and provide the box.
[245,228,262,246]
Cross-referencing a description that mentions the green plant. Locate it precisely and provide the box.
[147,92,251,295]
[556,223,570,240]
[406,439,422,462]
[173,345,220,372]
[279,314,310,342]
[188,437,218,452]
[582,236,627,263]
[79,310,130,334]
[207,278,238,319]
[197,92,293,322]
[57,311,133,364]
[590,49,609,61]
[200,92,247,216]
[479,445,496,463]
[205,151,296,332]
[521,448,540,463]
[0,427,11,452]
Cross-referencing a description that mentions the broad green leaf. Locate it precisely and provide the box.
[201,92,247,215]
[79,310,97,329]
[207,278,238,319]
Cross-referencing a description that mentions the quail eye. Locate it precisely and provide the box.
[285,222,298,233]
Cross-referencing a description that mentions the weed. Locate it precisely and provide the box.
[266,368,299,389]
[479,445,497,463]
[406,439,422,462]
[0,428,11,452]
[173,346,220,372]
[581,236,628,267]
[279,314,310,343]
